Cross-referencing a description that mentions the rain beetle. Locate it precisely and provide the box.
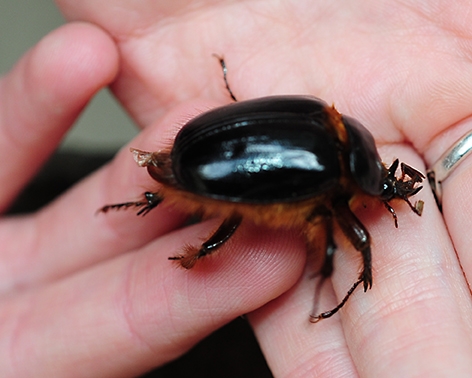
[100,57,424,321]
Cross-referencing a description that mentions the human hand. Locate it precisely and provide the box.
[0,22,305,377]
[23,0,472,375]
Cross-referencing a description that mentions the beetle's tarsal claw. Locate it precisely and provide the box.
[97,192,162,217]
[135,192,163,216]
[310,276,328,320]
[363,276,372,292]
[136,205,152,216]
[309,314,324,323]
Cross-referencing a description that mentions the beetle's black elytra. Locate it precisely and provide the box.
[99,57,424,322]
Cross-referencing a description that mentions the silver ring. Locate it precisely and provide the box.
[427,130,472,209]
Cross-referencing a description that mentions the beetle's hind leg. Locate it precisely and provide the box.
[169,214,242,269]
[213,54,238,102]
[311,201,372,322]
[98,191,163,216]
[305,210,338,320]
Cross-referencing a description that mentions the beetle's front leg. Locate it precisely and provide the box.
[98,191,163,216]
[169,213,243,269]
[334,201,372,291]
[311,201,372,322]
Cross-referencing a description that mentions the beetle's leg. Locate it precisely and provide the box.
[169,214,243,269]
[306,208,336,278]
[305,210,338,320]
[383,201,399,228]
[334,202,372,291]
[311,201,372,322]
[319,218,336,279]
[213,54,238,102]
[98,191,163,217]
[400,162,425,184]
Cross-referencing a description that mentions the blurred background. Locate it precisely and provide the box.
[1,2,273,377]
[0,0,138,154]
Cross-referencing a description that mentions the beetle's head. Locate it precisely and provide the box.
[380,159,425,217]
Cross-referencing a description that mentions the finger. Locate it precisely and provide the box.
[0,220,306,377]
[57,0,196,31]
[251,149,472,376]
[0,99,223,292]
[340,150,472,377]
[0,22,118,211]
[249,271,357,377]
[425,116,472,294]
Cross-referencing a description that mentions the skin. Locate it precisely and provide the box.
[2,0,472,376]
